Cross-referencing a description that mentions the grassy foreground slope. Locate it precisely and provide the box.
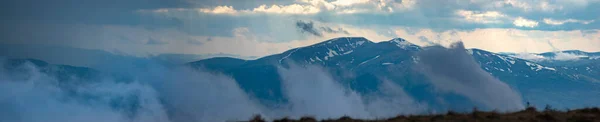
[248,107,600,122]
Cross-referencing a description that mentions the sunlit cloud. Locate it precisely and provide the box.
[543,18,595,25]
[198,6,238,15]
[141,0,417,15]
[251,4,321,14]
[394,28,600,53]
[513,17,539,28]
[455,10,508,24]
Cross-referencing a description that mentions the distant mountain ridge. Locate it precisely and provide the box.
[188,37,600,111]
[3,37,600,114]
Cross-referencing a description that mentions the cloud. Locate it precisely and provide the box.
[193,4,320,15]
[0,58,267,122]
[453,9,597,28]
[186,39,204,45]
[482,0,597,12]
[0,60,171,122]
[295,20,351,37]
[363,79,427,117]
[415,42,524,111]
[394,28,600,53]
[295,21,323,37]
[511,52,589,61]
[455,10,507,24]
[553,52,588,60]
[276,63,370,119]
[147,37,169,45]
[543,18,595,25]
[513,17,539,28]
[276,62,425,119]
[0,58,431,121]
[330,0,370,6]
[152,67,264,122]
[144,0,418,16]
[320,26,350,35]
[252,4,321,14]
[496,0,562,12]
[511,53,546,61]
[198,6,238,15]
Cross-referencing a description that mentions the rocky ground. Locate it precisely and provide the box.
[247,107,600,122]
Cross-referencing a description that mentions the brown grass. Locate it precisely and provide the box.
[247,107,600,122]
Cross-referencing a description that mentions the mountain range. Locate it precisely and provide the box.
[188,37,600,111]
[2,37,600,117]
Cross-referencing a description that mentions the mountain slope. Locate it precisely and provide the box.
[189,37,600,111]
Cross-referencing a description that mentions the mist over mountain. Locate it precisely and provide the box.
[2,37,600,122]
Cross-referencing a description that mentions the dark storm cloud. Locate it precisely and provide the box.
[0,0,187,26]
[295,21,323,37]
[415,42,524,111]
[295,20,351,37]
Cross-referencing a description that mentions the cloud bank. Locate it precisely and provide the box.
[415,42,524,111]
[0,59,427,122]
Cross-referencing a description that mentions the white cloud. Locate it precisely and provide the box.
[482,0,600,13]
[513,17,539,28]
[195,5,320,15]
[145,0,418,15]
[394,28,600,53]
[511,53,546,61]
[553,52,588,60]
[455,10,507,23]
[511,52,589,61]
[251,4,321,14]
[543,18,595,25]
[299,0,337,10]
[198,6,238,15]
[331,0,371,6]
[485,0,578,12]
[336,8,369,14]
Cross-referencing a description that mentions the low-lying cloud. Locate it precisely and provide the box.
[275,63,425,119]
[0,59,426,122]
[0,60,170,122]
[415,42,524,111]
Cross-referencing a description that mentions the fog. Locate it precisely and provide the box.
[0,61,169,122]
[0,59,429,122]
[1,44,527,121]
[415,42,524,111]
[275,64,425,119]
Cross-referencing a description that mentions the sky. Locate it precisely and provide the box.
[1,0,600,58]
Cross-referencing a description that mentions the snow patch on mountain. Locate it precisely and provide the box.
[358,55,380,66]
[466,49,474,55]
[525,61,556,71]
[387,38,419,50]
[280,48,300,64]
[343,50,354,55]
[496,55,516,65]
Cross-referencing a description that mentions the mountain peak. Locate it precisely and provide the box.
[390,38,407,42]
[382,38,420,51]
[311,37,371,47]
